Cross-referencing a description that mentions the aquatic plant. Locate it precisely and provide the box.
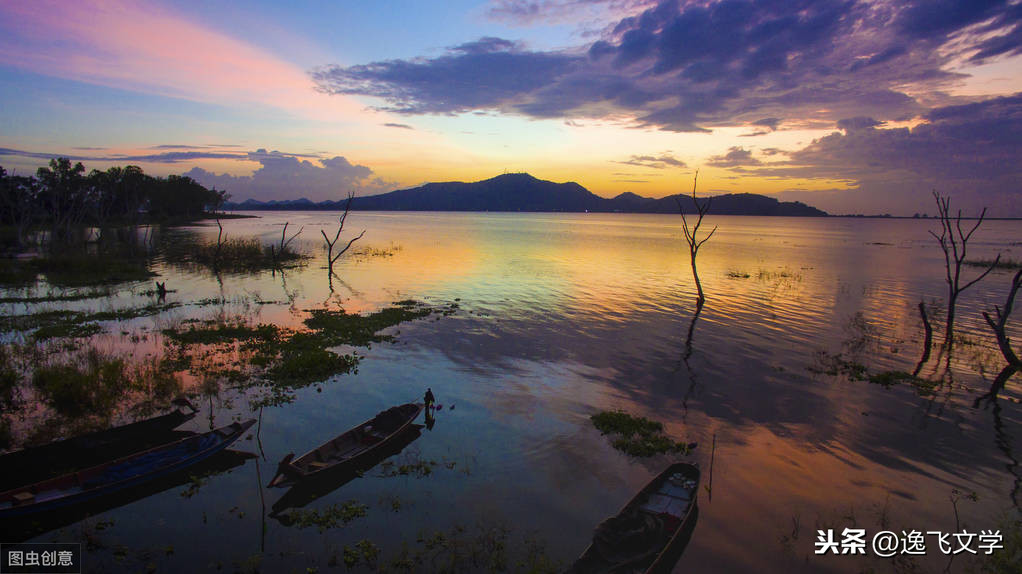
[277,500,368,532]
[160,300,438,408]
[163,236,307,273]
[966,257,1021,270]
[32,350,129,416]
[591,411,696,457]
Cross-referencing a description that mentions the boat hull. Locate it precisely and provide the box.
[0,419,255,518]
[268,403,423,488]
[568,462,701,574]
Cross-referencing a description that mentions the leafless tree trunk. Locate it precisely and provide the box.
[929,191,1000,348]
[912,301,934,376]
[677,172,717,305]
[321,193,365,280]
[271,221,303,266]
[983,269,1022,368]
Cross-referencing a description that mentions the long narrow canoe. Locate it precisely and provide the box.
[567,463,701,574]
[0,401,198,492]
[268,403,423,488]
[0,419,255,518]
[0,449,256,542]
[270,426,423,517]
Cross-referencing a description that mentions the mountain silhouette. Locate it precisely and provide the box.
[227,172,827,216]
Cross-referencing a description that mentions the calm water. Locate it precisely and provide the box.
[4,212,1022,573]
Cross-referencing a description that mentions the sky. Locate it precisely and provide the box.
[0,0,1020,215]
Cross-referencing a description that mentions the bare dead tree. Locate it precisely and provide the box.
[677,171,717,305]
[912,301,934,376]
[271,221,303,265]
[983,269,1022,368]
[929,191,1000,348]
[321,193,365,280]
[214,215,225,268]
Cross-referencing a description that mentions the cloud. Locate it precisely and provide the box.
[707,146,761,167]
[183,150,391,202]
[316,0,1021,132]
[0,0,362,121]
[0,146,389,203]
[0,147,257,164]
[383,123,415,129]
[485,0,655,27]
[837,117,885,131]
[740,116,781,136]
[747,94,1022,214]
[616,153,686,168]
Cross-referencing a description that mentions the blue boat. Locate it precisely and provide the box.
[0,419,255,518]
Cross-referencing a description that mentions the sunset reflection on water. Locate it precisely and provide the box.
[4,211,1020,572]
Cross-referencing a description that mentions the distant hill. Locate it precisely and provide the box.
[227,173,828,216]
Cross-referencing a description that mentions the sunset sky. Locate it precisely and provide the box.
[1,0,1020,215]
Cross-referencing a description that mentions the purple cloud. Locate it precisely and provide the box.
[707,146,761,167]
[316,0,1021,133]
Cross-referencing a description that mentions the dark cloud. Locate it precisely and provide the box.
[312,42,579,116]
[383,122,415,129]
[316,1,1021,132]
[616,153,686,168]
[749,94,1022,214]
[740,118,780,136]
[837,117,885,131]
[485,0,655,26]
[184,149,390,202]
[707,146,761,167]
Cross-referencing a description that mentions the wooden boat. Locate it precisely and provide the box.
[0,399,198,492]
[0,419,255,518]
[268,403,424,488]
[567,463,701,574]
[270,426,423,517]
[0,449,255,542]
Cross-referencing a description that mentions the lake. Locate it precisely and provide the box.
[3,211,1021,573]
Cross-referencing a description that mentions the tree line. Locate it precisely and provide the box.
[0,158,228,245]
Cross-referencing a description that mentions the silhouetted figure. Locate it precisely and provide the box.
[424,387,435,409]
[155,281,167,301]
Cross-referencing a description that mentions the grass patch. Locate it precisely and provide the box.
[590,411,696,457]
[757,268,802,281]
[276,501,368,532]
[32,350,129,417]
[33,321,103,341]
[161,300,438,408]
[726,270,751,279]
[868,371,939,395]
[808,351,869,381]
[0,345,20,410]
[810,352,940,396]
[163,322,279,345]
[162,237,308,273]
[0,287,114,304]
[0,303,181,341]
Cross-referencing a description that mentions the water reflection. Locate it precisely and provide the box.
[3,212,1021,572]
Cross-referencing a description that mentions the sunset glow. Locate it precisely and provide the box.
[1,0,1020,215]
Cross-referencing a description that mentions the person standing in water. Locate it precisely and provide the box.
[424,387,435,409]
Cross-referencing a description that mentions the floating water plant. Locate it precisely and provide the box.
[276,500,368,532]
[590,411,696,457]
